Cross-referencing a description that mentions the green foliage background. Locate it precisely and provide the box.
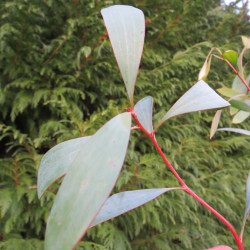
[0,0,249,249]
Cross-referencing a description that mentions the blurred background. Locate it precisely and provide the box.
[0,0,249,249]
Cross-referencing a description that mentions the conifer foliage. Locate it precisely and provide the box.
[0,0,249,249]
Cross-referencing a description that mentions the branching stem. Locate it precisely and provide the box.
[128,109,244,250]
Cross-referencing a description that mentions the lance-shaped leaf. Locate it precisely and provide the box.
[37,136,91,198]
[156,80,230,128]
[134,96,154,133]
[232,110,250,124]
[91,188,179,227]
[45,113,131,250]
[210,110,222,139]
[216,88,242,98]
[229,100,250,112]
[240,173,250,241]
[245,173,250,218]
[101,5,145,105]
[222,50,238,68]
[241,36,250,49]
[217,128,250,136]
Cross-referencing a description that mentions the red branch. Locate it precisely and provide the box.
[128,109,244,250]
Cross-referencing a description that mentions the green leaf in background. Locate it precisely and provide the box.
[216,88,242,98]
[210,110,222,139]
[217,128,250,136]
[134,96,154,133]
[45,113,131,250]
[240,173,250,241]
[232,110,250,124]
[241,36,250,49]
[37,136,91,199]
[229,100,250,112]
[101,5,145,105]
[156,80,230,129]
[222,50,238,68]
[91,188,179,227]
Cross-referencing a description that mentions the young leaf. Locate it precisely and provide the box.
[222,50,238,68]
[216,88,242,98]
[241,36,250,49]
[134,96,154,133]
[217,128,250,136]
[232,110,250,124]
[45,113,131,250]
[210,110,222,139]
[37,136,91,199]
[101,5,145,105]
[229,100,250,112]
[156,80,230,128]
[91,188,179,227]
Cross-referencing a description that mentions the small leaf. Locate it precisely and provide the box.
[229,100,250,112]
[245,173,250,217]
[232,75,249,94]
[134,96,154,133]
[45,113,131,250]
[217,128,250,136]
[101,5,145,105]
[206,246,233,250]
[222,50,238,68]
[230,106,239,116]
[232,110,250,124]
[37,136,91,198]
[216,88,242,98]
[198,54,212,81]
[242,36,250,49]
[156,80,230,128]
[210,110,222,139]
[91,188,178,227]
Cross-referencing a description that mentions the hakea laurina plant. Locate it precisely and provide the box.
[37,5,250,250]
[197,36,250,138]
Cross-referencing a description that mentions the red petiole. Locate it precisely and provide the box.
[128,108,244,250]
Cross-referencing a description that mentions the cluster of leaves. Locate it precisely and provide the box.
[0,0,249,249]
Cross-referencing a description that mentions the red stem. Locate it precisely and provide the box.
[214,55,250,92]
[129,109,244,250]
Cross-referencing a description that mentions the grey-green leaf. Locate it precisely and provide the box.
[232,110,250,124]
[210,110,222,139]
[45,113,131,250]
[91,188,178,227]
[217,128,250,136]
[37,136,91,199]
[157,80,230,128]
[245,173,250,217]
[101,5,145,105]
[134,96,154,133]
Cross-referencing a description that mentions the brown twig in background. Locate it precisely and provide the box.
[14,14,28,65]
[14,159,19,186]
[42,36,69,66]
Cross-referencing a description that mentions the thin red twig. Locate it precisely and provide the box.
[128,108,244,250]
